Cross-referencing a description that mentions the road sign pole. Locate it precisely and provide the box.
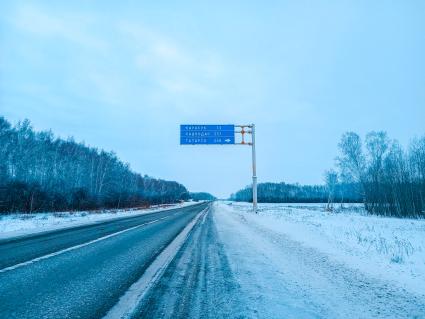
[251,124,258,213]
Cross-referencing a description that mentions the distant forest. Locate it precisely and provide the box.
[190,192,216,201]
[0,117,190,213]
[232,131,425,218]
[230,182,361,204]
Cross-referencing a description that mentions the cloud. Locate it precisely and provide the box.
[119,22,224,95]
[10,3,107,50]
[8,3,227,106]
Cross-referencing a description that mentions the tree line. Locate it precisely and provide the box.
[189,192,216,201]
[0,117,189,213]
[230,182,361,204]
[335,131,425,218]
[231,131,425,218]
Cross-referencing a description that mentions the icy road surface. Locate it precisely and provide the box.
[134,207,244,318]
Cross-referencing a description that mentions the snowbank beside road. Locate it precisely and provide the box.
[219,202,425,296]
[214,202,425,318]
[0,202,198,240]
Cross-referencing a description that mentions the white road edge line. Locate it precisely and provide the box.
[103,207,209,319]
[0,202,202,241]
[0,218,167,274]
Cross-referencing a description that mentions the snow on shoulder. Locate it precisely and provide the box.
[213,201,425,319]
[0,202,198,240]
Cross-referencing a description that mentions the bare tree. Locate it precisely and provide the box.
[324,169,338,212]
[336,131,425,218]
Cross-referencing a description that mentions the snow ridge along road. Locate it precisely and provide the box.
[0,202,209,319]
[104,206,208,319]
[134,202,244,318]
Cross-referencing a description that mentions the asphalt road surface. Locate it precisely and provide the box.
[134,206,243,319]
[0,202,208,319]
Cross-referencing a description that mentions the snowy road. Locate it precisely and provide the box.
[1,201,424,318]
[0,203,208,319]
[134,206,243,318]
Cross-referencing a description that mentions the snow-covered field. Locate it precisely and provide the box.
[0,201,198,240]
[214,201,425,318]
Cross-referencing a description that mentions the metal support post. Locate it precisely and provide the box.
[251,124,257,213]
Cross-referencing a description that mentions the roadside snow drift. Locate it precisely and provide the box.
[214,201,425,319]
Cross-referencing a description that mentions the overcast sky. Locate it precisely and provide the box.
[1,1,424,198]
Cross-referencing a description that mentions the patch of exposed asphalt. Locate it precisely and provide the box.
[134,210,245,319]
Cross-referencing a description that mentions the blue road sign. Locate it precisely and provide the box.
[180,124,235,145]
[181,130,235,138]
[181,125,235,131]
[180,136,235,145]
